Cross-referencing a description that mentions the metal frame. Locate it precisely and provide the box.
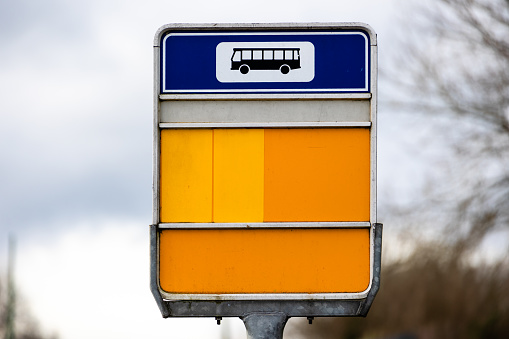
[159,93,372,100]
[152,22,380,319]
[159,222,371,229]
[159,122,371,129]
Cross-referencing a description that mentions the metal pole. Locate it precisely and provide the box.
[241,313,288,339]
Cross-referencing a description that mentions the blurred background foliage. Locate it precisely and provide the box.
[291,243,509,338]
[0,239,56,339]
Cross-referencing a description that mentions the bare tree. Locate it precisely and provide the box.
[391,0,509,256]
[290,0,509,338]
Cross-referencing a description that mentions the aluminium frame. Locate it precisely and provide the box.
[151,22,380,322]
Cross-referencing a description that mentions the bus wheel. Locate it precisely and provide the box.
[280,65,290,74]
[240,65,250,74]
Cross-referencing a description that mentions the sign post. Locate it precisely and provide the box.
[151,23,381,337]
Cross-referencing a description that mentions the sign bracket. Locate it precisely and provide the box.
[241,313,288,339]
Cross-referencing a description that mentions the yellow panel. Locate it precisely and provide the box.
[264,128,370,222]
[213,129,264,222]
[159,228,370,294]
[159,129,213,222]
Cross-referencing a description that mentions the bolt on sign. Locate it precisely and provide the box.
[151,23,382,321]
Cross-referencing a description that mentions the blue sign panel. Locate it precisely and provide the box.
[161,30,370,94]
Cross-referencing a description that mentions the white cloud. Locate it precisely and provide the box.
[15,220,238,339]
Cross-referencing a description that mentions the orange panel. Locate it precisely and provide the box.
[213,129,264,222]
[159,129,213,222]
[264,128,370,222]
[159,228,370,294]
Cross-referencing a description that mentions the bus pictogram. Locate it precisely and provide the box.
[231,48,301,74]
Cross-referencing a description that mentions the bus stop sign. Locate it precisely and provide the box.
[151,23,381,323]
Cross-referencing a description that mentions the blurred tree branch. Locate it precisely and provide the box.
[391,0,509,256]
[291,0,509,337]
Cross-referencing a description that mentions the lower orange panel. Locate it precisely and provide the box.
[159,228,370,294]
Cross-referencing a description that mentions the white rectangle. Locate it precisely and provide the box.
[216,42,315,83]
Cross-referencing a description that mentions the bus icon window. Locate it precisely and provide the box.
[231,48,301,74]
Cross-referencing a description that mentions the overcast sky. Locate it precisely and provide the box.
[0,0,415,338]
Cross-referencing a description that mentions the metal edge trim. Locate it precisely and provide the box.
[159,122,372,129]
[159,93,372,100]
[153,44,161,225]
[358,223,383,316]
[369,43,378,225]
[150,225,170,317]
[158,222,371,229]
[154,22,376,47]
[160,292,369,301]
